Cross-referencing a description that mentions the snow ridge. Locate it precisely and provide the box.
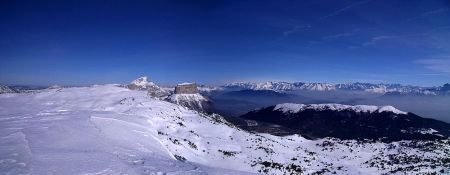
[274,103,408,115]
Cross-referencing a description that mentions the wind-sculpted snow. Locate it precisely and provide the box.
[274,103,407,115]
[0,85,449,174]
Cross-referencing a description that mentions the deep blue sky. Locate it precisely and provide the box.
[0,0,449,86]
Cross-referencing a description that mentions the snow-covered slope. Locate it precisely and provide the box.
[167,93,211,113]
[1,85,449,174]
[274,103,407,114]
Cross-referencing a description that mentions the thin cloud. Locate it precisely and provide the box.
[283,24,311,36]
[321,0,372,19]
[416,58,450,73]
[362,36,395,46]
[403,7,449,23]
[417,73,443,76]
[424,25,450,35]
[322,32,353,40]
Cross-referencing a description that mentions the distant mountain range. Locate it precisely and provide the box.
[237,103,450,142]
[0,85,49,93]
[223,82,450,95]
[0,85,18,94]
[3,81,449,96]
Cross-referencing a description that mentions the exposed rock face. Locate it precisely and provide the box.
[174,83,199,94]
[127,76,169,98]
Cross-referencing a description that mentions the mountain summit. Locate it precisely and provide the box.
[127,76,155,90]
[127,76,169,98]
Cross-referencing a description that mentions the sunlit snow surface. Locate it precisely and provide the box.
[0,85,448,174]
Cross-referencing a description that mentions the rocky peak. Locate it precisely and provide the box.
[129,76,155,88]
[127,76,169,98]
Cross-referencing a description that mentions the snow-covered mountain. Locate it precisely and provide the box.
[1,85,449,174]
[298,83,336,91]
[167,83,212,113]
[239,103,450,141]
[127,76,169,98]
[0,85,17,94]
[225,82,299,91]
[223,82,449,95]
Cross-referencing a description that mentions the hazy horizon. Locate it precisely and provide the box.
[2,75,449,87]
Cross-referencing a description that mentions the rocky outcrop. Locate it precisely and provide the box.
[174,83,199,94]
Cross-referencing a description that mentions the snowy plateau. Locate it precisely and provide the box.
[0,85,449,175]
